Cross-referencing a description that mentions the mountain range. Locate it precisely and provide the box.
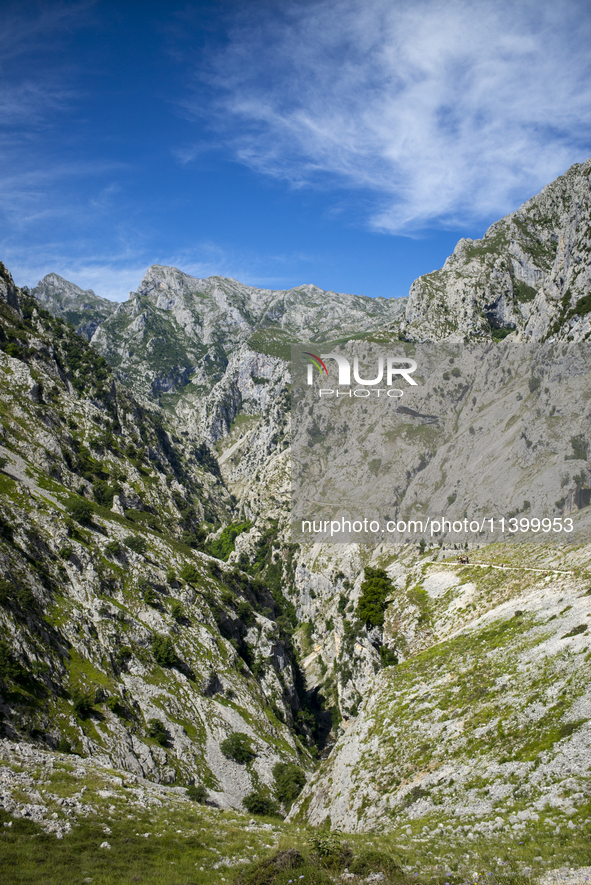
[1,157,591,880]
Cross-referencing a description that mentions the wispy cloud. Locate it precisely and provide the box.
[6,239,314,302]
[6,245,148,303]
[192,0,591,232]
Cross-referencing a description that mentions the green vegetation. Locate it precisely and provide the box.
[528,376,541,393]
[71,689,95,719]
[491,326,515,341]
[567,435,588,461]
[186,782,208,803]
[356,568,393,628]
[147,718,168,746]
[0,640,27,684]
[237,599,255,627]
[220,732,256,764]
[242,790,280,817]
[151,635,177,667]
[65,497,94,524]
[104,539,122,558]
[513,280,537,302]
[124,534,148,554]
[247,329,292,361]
[207,521,252,561]
[169,599,184,621]
[273,762,306,811]
[179,562,201,584]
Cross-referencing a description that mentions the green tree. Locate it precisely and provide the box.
[242,791,280,817]
[169,599,184,621]
[220,732,256,764]
[124,535,147,554]
[179,563,200,585]
[206,521,251,561]
[147,718,167,746]
[273,762,306,810]
[237,599,255,627]
[104,540,122,558]
[0,640,27,683]
[151,634,176,667]
[355,568,393,628]
[186,783,208,803]
[71,689,94,719]
[65,497,93,524]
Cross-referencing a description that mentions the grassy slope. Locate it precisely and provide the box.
[0,739,540,885]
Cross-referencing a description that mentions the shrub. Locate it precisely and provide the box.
[142,586,159,607]
[114,646,132,668]
[356,568,393,628]
[251,655,266,680]
[0,579,10,606]
[106,696,127,717]
[234,849,332,885]
[65,497,94,524]
[242,790,280,817]
[186,783,208,803]
[170,599,184,621]
[0,516,13,542]
[221,588,236,607]
[0,578,35,611]
[71,689,94,719]
[348,849,403,878]
[269,701,285,723]
[124,534,147,554]
[56,737,72,754]
[273,762,306,810]
[379,646,398,667]
[569,435,588,461]
[308,831,348,862]
[92,479,115,508]
[104,540,122,558]
[179,563,200,584]
[151,634,176,667]
[220,732,256,764]
[529,375,541,393]
[15,585,35,611]
[237,599,255,627]
[147,718,167,746]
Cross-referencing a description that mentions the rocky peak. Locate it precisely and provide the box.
[29,272,117,340]
[403,157,591,342]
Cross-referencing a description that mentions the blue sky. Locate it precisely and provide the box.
[1,0,591,302]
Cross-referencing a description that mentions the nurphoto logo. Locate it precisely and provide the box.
[304,351,418,398]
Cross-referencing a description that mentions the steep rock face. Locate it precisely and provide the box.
[292,543,591,840]
[0,269,312,807]
[403,158,591,342]
[29,273,117,340]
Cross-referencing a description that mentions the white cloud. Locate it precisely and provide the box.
[6,240,313,302]
[196,0,591,231]
[7,251,147,303]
